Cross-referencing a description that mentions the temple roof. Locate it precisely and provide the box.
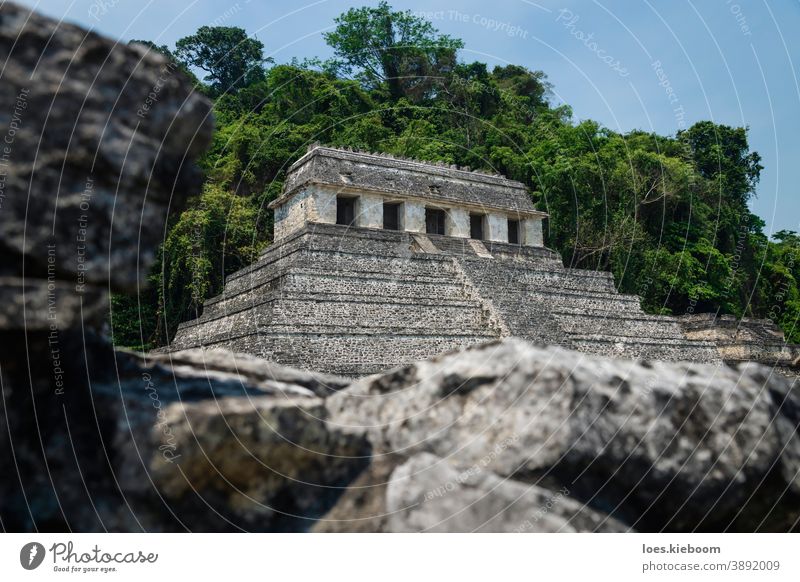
[269,145,545,217]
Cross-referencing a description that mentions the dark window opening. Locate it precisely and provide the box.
[425,208,446,235]
[470,214,484,240]
[383,202,401,230]
[508,219,520,244]
[336,196,356,226]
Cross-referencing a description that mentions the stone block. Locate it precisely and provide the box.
[522,217,544,247]
[358,193,383,229]
[445,207,470,238]
[403,200,426,233]
[486,213,508,242]
[274,189,311,240]
[312,186,337,225]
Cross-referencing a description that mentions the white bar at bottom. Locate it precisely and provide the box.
[0,533,797,581]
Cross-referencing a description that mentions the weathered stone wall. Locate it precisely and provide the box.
[274,188,312,240]
[313,186,337,224]
[169,222,730,376]
[402,200,426,233]
[458,253,721,362]
[271,146,548,244]
[278,145,539,213]
[170,224,505,376]
[359,192,383,229]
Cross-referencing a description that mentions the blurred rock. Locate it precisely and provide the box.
[0,1,213,321]
[151,348,352,398]
[107,349,369,532]
[325,338,800,531]
[385,453,627,532]
[0,2,368,533]
[312,456,399,533]
[0,277,107,329]
[0,335,368,531]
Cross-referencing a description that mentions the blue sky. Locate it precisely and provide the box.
[27,0,800,235]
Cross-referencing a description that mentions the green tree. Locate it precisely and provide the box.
[157,183,264,340]
[175,26,270,95]
[492,64,551,111]
[128,39,201,86]
[324,1,463,101]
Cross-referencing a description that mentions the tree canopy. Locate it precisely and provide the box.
[174,26,269,95]
[324,1,463,101]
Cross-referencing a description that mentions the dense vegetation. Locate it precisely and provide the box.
[113,2,800,350]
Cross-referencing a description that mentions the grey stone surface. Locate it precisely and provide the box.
[0,2,215,531]
[0,276,107,329]
[311,455,400,533]
[0,331,370,532]
[270,146,547,245]
[325,338,800,531]
[169,222,722,375]
[149,348,352,398]
[274,145,540,216]
[385,453,628,532]
[109,349,370,531]
[681,313,800,373]
[0,1,213,300]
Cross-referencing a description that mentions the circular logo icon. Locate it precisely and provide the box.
[20,542,46,570]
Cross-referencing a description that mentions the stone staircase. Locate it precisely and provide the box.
[458,256,719,362]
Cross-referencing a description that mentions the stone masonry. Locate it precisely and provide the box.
[168,145,799,377]
[270,145,546,244]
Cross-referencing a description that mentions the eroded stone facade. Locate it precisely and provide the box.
[269,145,547,245]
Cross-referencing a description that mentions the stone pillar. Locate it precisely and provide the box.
[358,193,383,229]
[445,208,470,238]
[522,217,544,247]
[486,213,508,243]
[312,187,337,225]
[403,200,426,233]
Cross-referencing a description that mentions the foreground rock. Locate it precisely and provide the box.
[385,453,627,532]
[150,349,352,398]
[0,335,367,531]
[323,339,800,532]
[108,349,368,531]
[0,3,367,532]
[0,1,608,534]
[0,1,190,530]
[0,1,213,319]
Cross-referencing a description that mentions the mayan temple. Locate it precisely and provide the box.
[169,145,799,377]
